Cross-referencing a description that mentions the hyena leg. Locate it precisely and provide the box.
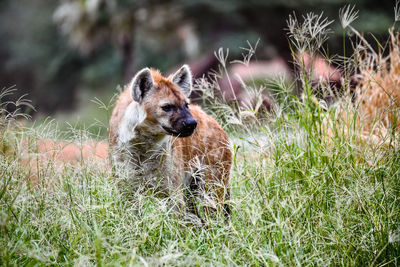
[218,167,232,222]
[211,171,231,222]
[223,187,231,222]
[184,171,202,217]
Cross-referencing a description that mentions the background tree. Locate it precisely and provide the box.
[53,0,183,81]
[0,0,396,115]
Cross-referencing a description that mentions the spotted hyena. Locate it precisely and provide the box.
[109,65,232,217]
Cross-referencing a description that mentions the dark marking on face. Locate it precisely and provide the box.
[162,104,197,137]
[142,73,197,137]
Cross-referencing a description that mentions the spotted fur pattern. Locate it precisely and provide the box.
[109,65,232,214]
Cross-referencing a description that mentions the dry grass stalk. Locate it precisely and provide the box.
[356,30,400,135]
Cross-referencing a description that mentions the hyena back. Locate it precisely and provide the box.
[109,65,232,216]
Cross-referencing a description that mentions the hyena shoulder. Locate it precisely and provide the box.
[173,104,232,167]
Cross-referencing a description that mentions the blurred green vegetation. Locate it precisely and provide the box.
[0,0,396,120]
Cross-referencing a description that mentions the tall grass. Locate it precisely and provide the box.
[1,6,400,266]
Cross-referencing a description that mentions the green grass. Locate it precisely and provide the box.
[1,93,400,266]
[2,8,400,265]
[33,88,117,139]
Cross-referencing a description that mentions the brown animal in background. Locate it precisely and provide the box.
[298,52,359,104]
[174,54,282,112]
[219,58,291,111]
[109,65,232,218]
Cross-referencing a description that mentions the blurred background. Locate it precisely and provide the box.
[0,0,396,136]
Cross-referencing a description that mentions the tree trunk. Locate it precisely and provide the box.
[120,32,135,83]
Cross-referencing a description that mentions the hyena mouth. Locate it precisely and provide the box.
[162,126,195,138]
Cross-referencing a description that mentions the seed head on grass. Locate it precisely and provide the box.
[286,12,333,54]
[395,0,400,22]
[0,86,33,126]
[339,5,359,29]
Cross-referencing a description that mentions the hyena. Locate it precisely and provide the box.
[109,65,232,217]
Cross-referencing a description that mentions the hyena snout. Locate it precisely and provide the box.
[163,112,197,137]
[171,107,197,137]
[181,117,197,136]
[172,115,196,137]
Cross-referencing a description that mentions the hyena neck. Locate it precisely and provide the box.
[117,101,170,166]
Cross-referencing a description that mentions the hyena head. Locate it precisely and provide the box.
[129,64,197,137]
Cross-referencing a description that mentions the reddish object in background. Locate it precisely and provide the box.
[299,52,341,85]
[175,55,291,112]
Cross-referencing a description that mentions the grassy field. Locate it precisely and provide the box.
[1,87,400,266]
[1,9,400,266]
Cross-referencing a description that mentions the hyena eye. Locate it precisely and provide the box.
[161,104,175,112]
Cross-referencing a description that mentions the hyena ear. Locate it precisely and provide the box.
[172,64,192,96]
[130,68,154,103]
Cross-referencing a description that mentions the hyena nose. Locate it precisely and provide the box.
[183,118,197,130]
